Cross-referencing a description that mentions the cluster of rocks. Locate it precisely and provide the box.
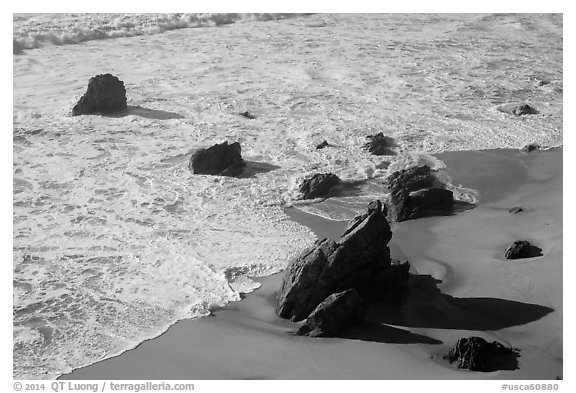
[445,336,519,372]
[276,200,410,336]
[386,165,454,222]
[74,73,543,374]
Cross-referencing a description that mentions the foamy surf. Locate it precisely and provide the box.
[13,13,311,53]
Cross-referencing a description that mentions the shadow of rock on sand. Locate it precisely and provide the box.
[341,322,442,345]
[366,274,554,331]
[104,105,184,120]
[237,160,281,178]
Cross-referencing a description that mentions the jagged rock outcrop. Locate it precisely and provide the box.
[189,141,246,177]
[296,289,367,337]
[386,165,454,222]
[497,103,538,116]
[362,132,395,156]
[445,337,519,372]
[504,240,542,259]
[72,74,127,116]
[298,173,341,200]
[276,200,410,322]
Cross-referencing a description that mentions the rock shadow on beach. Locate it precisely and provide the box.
[366,274,554,331]
[340,322,442,345]
[103,105,185,120]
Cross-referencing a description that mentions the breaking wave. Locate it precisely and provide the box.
[13,13,311,53]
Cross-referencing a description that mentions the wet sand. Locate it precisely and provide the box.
[62,148,562,380]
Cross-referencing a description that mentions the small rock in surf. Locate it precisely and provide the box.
[72,74,128,116]
[189,141,246,177]
[298,173,341,200]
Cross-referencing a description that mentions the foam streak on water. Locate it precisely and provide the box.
[13,14,562,379]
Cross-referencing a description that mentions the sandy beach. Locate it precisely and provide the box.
[62,147,562,380]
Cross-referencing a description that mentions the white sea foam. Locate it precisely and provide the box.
[13,13,562,379]
[13,13,310,53]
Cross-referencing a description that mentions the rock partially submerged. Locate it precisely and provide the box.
[72,74,127,116]
[386,165,454,222]
[239,111,256,119]
[522,143,541,153]
[276,200,409,322]
[497,103,538,116]
[298,173,341,200]
[504,240,543,259]
[316,140,330,150]
[362,132,395,156]
[189,141,246,177]
[445,337,519,372]
[296,289,367,337]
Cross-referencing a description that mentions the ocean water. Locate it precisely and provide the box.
[13,13,562,379]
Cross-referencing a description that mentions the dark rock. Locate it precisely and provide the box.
[189,141,246,177]
[504,240,543,259]
[239,111,256,119]
[508,206,524,214]
[536,80,550,87]
[296,289,367,337]
[298,173,341,200]
[445,336,519,372]
[362,132,395,156]
[72,74,127,116]
[498,103,538,116]
[513,104,538,115]
[276,200,410,322]
[386,166,454,222]
[387,165,438,193]
[522,143,541,153]
[316,140,330,150]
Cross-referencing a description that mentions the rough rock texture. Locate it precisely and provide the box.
[522,143,541,153]
[508,206,524,214]
[386,165,454,222]
[504,240,543,259]
[498,103,538,116]
[298,173,341,200]
[445,337,518,372]
[513,104,538,116]
[189,141,246,177]
[296,289,367,337]
[276,200,410,322]
[362,132,395,155]
[316,140,330,150]
[72,74,127,116]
